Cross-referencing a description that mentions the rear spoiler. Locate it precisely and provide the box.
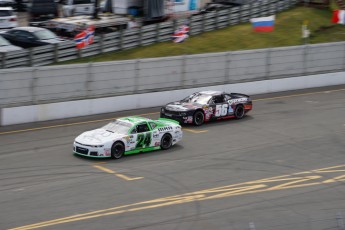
[230,93,250,98]
[158,118,180,125]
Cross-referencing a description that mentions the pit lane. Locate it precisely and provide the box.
[1,85,345,230]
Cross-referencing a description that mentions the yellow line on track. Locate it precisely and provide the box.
[1,88,344,136]
[9,164,345,230]
[183,128,208,133]
[93,165,143,181]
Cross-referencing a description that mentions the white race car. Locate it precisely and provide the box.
[73,116,183,159]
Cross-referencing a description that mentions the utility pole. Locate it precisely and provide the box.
[92,0,100,19]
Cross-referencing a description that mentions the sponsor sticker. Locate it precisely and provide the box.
[104,149,111,156]
[158,126,173,132]
[244,104,252,110]
[228,98,247,104]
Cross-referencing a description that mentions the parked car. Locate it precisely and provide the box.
[160,91,253,126]
[73,116,183,159]
[0,0,15,8]
[1,27,64,48]
[193,3,235,15]
[27,0,58,26]
[0,35,22,52]
[14,0,29,12]
[0,7,17,29]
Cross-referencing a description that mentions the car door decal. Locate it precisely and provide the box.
[215,104,229,117]
[136,132,152,149]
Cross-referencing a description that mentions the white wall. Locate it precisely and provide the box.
[1,71,345,126]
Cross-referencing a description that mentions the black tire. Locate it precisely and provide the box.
[193,110,205,126]
[160,134,172,150]
[234,105,245,119]
[111,142,125,159]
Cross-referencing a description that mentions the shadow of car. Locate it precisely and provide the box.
[1,26,65,48]
[0,34,22,52]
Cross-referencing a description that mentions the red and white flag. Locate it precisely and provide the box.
[74,25,95,49]
[332,10,345,24]
[172,25,189,43]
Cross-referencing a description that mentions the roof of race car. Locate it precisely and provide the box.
[117,116,150,125]
[198,91,223,95]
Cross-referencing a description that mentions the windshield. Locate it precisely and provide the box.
[33,29,57,40]
[182,93,212,104]
[0,10,12,17]
[0,36,10,46]
[101,120,132,134]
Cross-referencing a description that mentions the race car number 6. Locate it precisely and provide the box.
[215,104,228,117]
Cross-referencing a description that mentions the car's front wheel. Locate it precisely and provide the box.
[160,134,172,150]
[111,142,125,159]
[193,110,205,126]
[234,105,245,119]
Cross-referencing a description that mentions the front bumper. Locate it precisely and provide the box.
[160,111,195,124]
[73,142,111,158]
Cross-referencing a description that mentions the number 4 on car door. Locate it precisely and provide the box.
[133,122,152,148]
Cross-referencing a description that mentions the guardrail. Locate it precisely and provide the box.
[1,41,344,108]
[0,0,297,69]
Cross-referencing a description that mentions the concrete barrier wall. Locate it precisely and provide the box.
[1,42,345,108]
[2,71,345,126]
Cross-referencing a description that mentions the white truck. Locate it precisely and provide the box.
[62,0,96,17]
[61,0,165,21]
[45,13,130,37]
[45,0,166,38]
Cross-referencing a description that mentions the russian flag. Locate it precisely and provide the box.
[332,10,345,24]
[250,15,275,32]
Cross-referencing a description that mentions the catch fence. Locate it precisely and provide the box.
[0,0,298,69]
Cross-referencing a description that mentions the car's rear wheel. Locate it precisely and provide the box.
[160,134,172,150]
[111,142,125,159]
[234,105,245,119]
[193,111,205,126]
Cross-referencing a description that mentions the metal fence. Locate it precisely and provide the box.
[1,41,344,108]
[0,0,298,69]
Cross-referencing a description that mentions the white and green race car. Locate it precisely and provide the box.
[73,116,183,159]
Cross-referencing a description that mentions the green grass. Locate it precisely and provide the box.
[57,6,345,65]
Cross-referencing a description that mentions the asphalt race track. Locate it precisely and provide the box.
[1,85,345,230]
